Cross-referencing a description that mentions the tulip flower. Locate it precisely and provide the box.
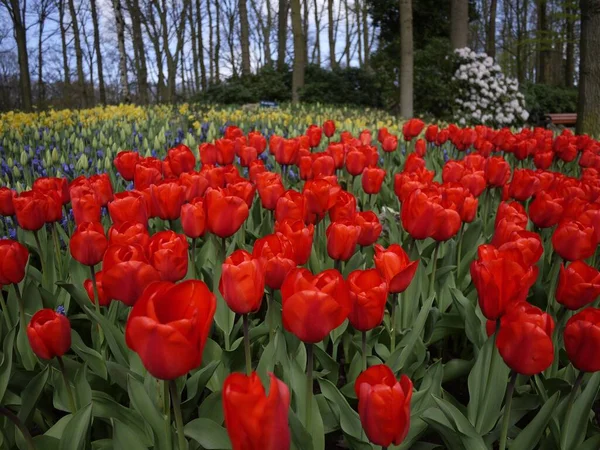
[205,188,249,238]
[252,233,296,290]
[355,364,413,447]
[84,271,110,307]
[220,250,266,315]
[13,190,49,231]
[564,307,600,372]
[326,220,361,263]
[108,191,149,228]
[402,118,425,141]
[69,222,108,267]
[114,150,141,181]
[147,231,189,282]
[362,167,386,195]
[149,180,186,221]
[373,244,418,294]
[275,219,314,265]
[329,190,357,222]
[347,269,389,332]
[166,144,196,175]
[552,220,598,261]
[556,261,600,310]
[215,138,236,165]
[108,221,150,248]
[354,211,382,247]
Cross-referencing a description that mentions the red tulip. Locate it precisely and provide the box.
[275,219,314,265]
[0,239,29,285]
[306,125,322,148]
[134,157,163,190]
[552,220,598,261]
[222,372,291,450]
[354,211,382,247]
[312,154,336,178]
[13,190,49,231]
[354,365,413,447]
[205,188,249,238]
[326,220,361,261]
[33,177,70,204]
[228,180,256,209]
[556,261,600,310]
[0,187,16,216]
[425,125,438,143]
[508,169,541,201]
[148,180,186,220]
[401,189,461,241]
[564,307,600,372]
[107,222,149,248]
[166,144,196,175]
[220,250,266,314]
[496,302,554,375]
[108,191,149,228]
[529,192,564,229]
[214,138,235,165]
[238,146,258,167]
[252,233,297,290]
[27,309,71,360]
[256,172,285,210]
[147,231,189,282]
[275,189,316,224]
[281,268,351,343]
[200,143,218,165]
[89,174,114,206]
[415,138,426,157]
[274,139,299,166]
[303,178,341,216]
[69,222,108,266]
[471,245,538,320]
[323,120,336,138]
[84,270,110,306]
[404,153,426,173]
[495,201,528,230]
[329,190,357,222]
[180,197,206,239]
[42,189,63,223]
[346,149,368,176]
[326,143,345,169]
[373,244,418,293]
[382,135,398,153]
[248,131,267,153]
[402,118,425,141]
[102,244,160,306]
[114,151,141,181]
[362,167,386,194]
[125,280,216,379]
[492,229,543,267]
[71,191,101,226]
[347,269,389,331]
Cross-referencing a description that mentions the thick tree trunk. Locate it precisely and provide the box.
[264,0,273,66]
[112,0,130,102]
[565,2,576,88]
[196,0,207,89]
[90,0,106,104]
[58,0,71,87]
[577,0,600,135]
[129,0,149,103]
[328,0,338,69]
[399,0,413,117]
[277,0,288,70]
[536,0,550,83]
[215,0,221,82]
[68,0,88,107]
[239,0,251,75]
[450,0,469,49]
[290,0,304,102]
[486,0,497,57]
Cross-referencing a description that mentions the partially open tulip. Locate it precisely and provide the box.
[27,309,71,360]
[256,172,285,210]
[362,167,386,194]
[125,280,216,379]
[552,220,598,261]
[181,197,206,239]
[326,220,361,261]
[222,372,291,450]
[0,187,16,216]
[220,250,266,314]
[355,364,413,447]
[252,233,296,290]
[303,178,341,216]
[347,269,389,331]
[69,222,108,266]
[149,180,186,220]
[354,211,382,247]
[108,221,150,248]
[275,219,314,265]
[166,144,196,175]
[529,192,564,229]
[373,244,418,294]
[0,239,29,285]
[401,188,461,241]
[281,268,351,343]
[147,231,189,282]
[329,190,357,222]
[556,261,600,310]
[108,191,149,228]
[13,190,49,231]
[33,177,70,204]
[205,188,249,238]
[485,156,511,187]
[564,307,600,372]
[323,120,336,138]
[215,138,236,165]
[496,302,554,375]
[114,150,141,181]
[306,125,322,148]
[134,157,163,191]
[402,118,425,141]
[84,271,110,307]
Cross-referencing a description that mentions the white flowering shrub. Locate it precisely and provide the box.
[452,48,529,127]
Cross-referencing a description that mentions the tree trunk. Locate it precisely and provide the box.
[577,0,600,135]
[303,0,309,67]
[450,0,469,49]
[265,0,273,66]
[68,0,88,107]
[344,0,350,67]
[486,0,497,57]
[565,2,576,88]
[328,0,338,69]
[89,0,106,104]
[37,8,45,108]
[536,0,550,83]
[312,0,321,64]
[362,0,369,66]
[58,0,71,87]
[399,0,413,117]
[208,0,214,82]
[290,0,304,102]
[355,0,363,66]
[197,0,207,89]
[112,0,130,102]
[277,0,288,70]
[129,0,149,103]
[190,4,200,91]
[215,0,221,82]
[239,0,251,75]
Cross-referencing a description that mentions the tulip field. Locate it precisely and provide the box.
[2,103,600,450]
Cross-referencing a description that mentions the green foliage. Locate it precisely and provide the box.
[522,82,579,124]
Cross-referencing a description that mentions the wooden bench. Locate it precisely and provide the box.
[546,113,577,127]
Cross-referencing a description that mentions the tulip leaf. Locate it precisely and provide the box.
[183,361,220,407]
[510,391,560,450]
[450,288,485,349]
[58,402,92,450]
[317,378,362,440]
[211,262,235,344]
[112,420,150,450]
[17,365,49,424]
[560,372,600,450]
[289,408,314,450]
[127,375,171,449]
[184,418,232,449]
[0,327,16,403]
[578,435,600,450]
[71,330,107,380]
[467,333,510,435]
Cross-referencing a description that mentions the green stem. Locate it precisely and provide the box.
[482,189,490,228]
[546,253,562,312]
[33,230,47,286]
[89,266,105,348]
[0,293,13,329]
[243,314,252,376]
[305,343,314,431]
[560,371,585,450]
[428,242,440,299]
[14,283,27,329]
[169,219,177,231]
[221,237,227,261]
[191,238,197,280]
[390,293,397,353]
[361,331,368,371]
[163,379,172,449]
[334,259,342,272]
[0,406,36,450]
[499,371,518,450]
[456,223,465,276]
[52,222,64,279]
[268,290,275,342]
[57,356,77,413]
[169,380,187,450]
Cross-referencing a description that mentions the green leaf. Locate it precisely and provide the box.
[127,375,171,450]
[71,331,107,379]
[17,365,49,424]
[113,420,151,450]
[184,418,232,449]
[58,403,92,450]
[317,379,362,440]
[183,361,221,407]
[289,409,314,450]
[561,372,600,450]
[74,365,92,410]
[467,334,510,435]
[0,327,16,403]
[510,392,560,450]
[450,288,485,349]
